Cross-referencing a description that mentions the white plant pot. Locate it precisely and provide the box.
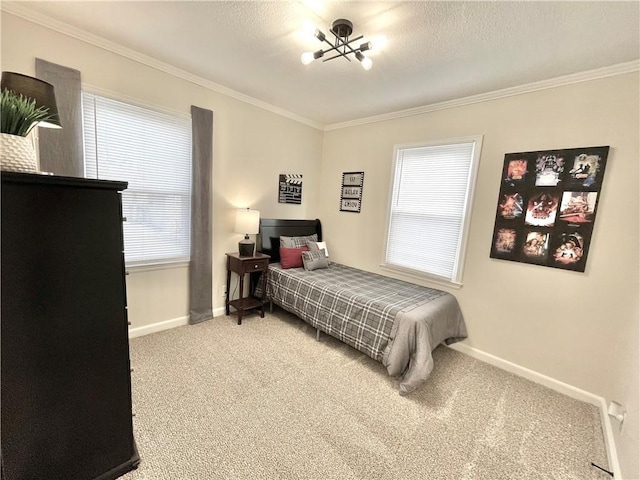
[0,133,37,173]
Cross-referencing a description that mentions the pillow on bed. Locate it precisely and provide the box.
[279,246,309,269]
[302,248,329,271]
[307,241,329,258]
[280,234,318,248]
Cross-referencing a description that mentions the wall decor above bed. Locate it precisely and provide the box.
[489,146,609,272]
[278,174,302,204]
[340,171,364,213]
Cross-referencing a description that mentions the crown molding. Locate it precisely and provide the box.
[325,60,640,131]
[2,3,324,131]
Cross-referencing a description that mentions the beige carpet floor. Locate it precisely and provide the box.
[122,307,610,480]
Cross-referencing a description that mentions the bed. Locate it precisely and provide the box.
[257,218,467,395]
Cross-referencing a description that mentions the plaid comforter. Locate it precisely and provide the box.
[261,263,467,393]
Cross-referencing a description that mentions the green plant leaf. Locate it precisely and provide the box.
[1,88,56,136]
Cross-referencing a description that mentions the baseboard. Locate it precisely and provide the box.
[128,308,227,339]
[448,342,621,479]
[128,315,190,338]
[596,396,622,479]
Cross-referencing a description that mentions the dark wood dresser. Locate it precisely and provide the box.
[1,172,139,480]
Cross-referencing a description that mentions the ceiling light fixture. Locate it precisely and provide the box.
[300,19,385,70]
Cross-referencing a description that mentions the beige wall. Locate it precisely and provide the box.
[1,13,324,325]
[316,73,639,478]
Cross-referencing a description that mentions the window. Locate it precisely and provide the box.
[83,93,192,266]
[383,136,482,285]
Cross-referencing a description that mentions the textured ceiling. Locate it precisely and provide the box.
[5,1,640,126]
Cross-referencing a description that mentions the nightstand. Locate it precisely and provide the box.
[225,252,270,325]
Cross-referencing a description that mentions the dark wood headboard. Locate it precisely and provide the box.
[257,218,322,263]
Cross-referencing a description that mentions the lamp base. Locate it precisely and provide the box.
[239,236,255,257]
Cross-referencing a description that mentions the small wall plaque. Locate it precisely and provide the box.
[340,172,364,213]
[278,174,302,204]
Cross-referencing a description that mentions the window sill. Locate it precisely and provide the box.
[126,261,190,274]
[379,264,462,290]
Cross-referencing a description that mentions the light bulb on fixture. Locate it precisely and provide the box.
[302,20,326,42]
[370,35,388,50]
[301,19,317,36]
[301,52,315,65]
[301,50,324,65]
[360,35,387,53]
[355,51,373,70]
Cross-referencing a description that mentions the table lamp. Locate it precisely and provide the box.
[235,208,260,256]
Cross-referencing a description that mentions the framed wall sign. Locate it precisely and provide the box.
[340,172,364,213]
[278,174,302,204]
[489,146,609,272]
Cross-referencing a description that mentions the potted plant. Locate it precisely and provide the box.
[0,72,60,173]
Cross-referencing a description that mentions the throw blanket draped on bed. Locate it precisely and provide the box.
[262,262,467,395]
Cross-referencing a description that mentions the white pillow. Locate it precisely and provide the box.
[308,241,329,257]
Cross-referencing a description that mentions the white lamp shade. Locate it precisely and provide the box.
[235,209,260,235]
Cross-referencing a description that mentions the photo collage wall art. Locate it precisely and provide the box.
[489,146,609,272]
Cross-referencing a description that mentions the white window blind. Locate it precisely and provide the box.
[83,92,192,265]
[384,137,482,285]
